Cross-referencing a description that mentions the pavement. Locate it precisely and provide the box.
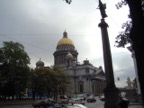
[129,104,143,108]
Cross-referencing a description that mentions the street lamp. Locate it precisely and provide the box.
[98,0,120,108]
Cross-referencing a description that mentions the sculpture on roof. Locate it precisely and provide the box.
[126,77,133,89]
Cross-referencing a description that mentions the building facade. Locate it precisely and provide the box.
[52,31,106,95]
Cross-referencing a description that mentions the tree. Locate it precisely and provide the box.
[115,0,144,106]
[31,66,70,100]
[31,67,52,100]
[125,1,144,106]
[0,41,30,100]
[115,20,132,48]
[52,66,70,95]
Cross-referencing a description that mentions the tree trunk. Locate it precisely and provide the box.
[126,0,144,107]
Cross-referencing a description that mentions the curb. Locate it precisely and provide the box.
[0,101,34,106]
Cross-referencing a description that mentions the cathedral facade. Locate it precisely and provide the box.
[53,31,106,95]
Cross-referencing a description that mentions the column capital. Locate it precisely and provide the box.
[98,19,109,28]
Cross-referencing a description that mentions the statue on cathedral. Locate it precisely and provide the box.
[126,77,133,89]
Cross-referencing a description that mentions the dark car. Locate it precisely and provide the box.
[86,95,96,103]
[32,100,47,108]
[32,98,54,108]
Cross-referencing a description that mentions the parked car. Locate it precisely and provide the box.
[57,95,69,104]
[68,96,85,105]
[66,104,88,108]
[99,95,105,101]
[73,104,88,108]
[32,98,55,108]
[86,94,96,103]
[76,94,87,100]
[32,100,49,108]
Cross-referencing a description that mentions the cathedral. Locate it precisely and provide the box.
[53,31,106,95]
[36,31,106,96]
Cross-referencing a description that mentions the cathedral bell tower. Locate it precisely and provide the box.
[53,31,78,68]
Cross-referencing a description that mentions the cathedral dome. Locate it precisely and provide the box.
[53,31,78,67]
[57,31,74,46]
[36,59,44,67]
[57,38,74,46]
[66,52,73,59]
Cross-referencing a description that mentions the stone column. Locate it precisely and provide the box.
[72,61,77,94]
[127,46,141,95]
[98,18,120,108]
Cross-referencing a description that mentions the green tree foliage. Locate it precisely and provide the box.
[31,66,70,100]
[115,0,144,47]
[115,20,132,47]
[52,66,70,94]
[0,41,30,100]
[114,0,131,48]
[31,67,51,99]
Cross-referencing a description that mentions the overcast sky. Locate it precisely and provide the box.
[0,0,136,87]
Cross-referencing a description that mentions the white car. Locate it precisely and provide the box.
[68,97,81,103]
[66,104,88,108]
[73,104,87,108]
[68,97,85,105]
[99,95,105,101]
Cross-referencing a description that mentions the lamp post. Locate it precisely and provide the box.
[98,0,120,108]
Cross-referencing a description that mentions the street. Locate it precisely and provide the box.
[0,97,142,108]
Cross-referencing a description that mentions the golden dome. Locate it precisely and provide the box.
[66,52,73,59]
[57,31,74,46]
[57,38,74,46]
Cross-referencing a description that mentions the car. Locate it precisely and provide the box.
[76,94,87,100]
[99,95,105,101]
[86,94,96,103]
[68,96,85,105]
[66,104,88,108]
[32,98,55,108]
[32,99,49,108]
[73,104,88,108]
[57,95,69,104]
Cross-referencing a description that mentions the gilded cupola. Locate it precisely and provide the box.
[56,31,75,51]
